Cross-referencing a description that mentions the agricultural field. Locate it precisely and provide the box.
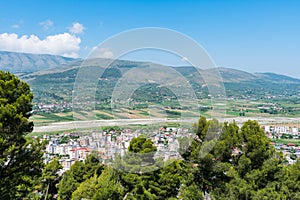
[30,97,300,126]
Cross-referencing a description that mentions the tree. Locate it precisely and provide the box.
[126,134,157,169]
[72,166,124,200]
[117,134,160,198]
[0,71,45,199]
[182,119,295,199]
[71,174,99,200]
[128,134,157,154]
[193,116,207,141]
[157,160,186,199]
[42,158,62,200]
[58,153,104,200]
[57,170,78,200]
[209,120,294,200]
[83,151,104,179]
[276,160,300,198]
[58,161,87,200]
[240,120,274,170]
[179,183,204,200]
[91,167,124,200]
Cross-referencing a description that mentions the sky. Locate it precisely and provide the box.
[0,0,300,77]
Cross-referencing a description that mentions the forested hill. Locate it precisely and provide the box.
[17,58,300,103]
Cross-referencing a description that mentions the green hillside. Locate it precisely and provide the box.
[15,58,300,122]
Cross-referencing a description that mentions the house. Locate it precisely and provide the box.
[79,138,90,146]
[60,158,76,170]
[274,126,290,134]
[291,127,299,135]
[264,126,270,132]
[70,147,90,159]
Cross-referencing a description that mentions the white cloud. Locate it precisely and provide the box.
[90,47,114,59]
[11,24,20,29]
[11,19,23,29]
[0,32,81,58]
[68,22,85,34]
[39,20,54,30]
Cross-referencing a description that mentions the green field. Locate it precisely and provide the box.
[30,97,300,127]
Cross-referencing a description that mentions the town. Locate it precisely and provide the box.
[39,123,300,172]
[42,127,188,171]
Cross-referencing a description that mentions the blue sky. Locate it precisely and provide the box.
[0,0,300,77]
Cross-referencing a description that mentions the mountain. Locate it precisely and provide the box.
[0,51,297,105]
[255,72,300,84]
[18,57,300,103]
[0,51,79,73]
[211,67,257,82]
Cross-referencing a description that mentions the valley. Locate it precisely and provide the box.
[1,51,300,129]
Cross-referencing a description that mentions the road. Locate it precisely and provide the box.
[33,117,300,133]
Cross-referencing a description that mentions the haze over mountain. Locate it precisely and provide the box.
[0,50,298,81]
[0,51,79,73]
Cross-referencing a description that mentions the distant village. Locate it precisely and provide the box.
[38,123,300,171]
[33,102,72,113]
[262,125,300,164]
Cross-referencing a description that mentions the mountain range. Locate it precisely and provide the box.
[0,51,79,73]
[0,51,299,102]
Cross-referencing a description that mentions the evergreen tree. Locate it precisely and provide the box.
[0,71,45,199]
[72,166,124,200]
[42,158,62,200]
[53,118,300,199]
[58,153,104,200]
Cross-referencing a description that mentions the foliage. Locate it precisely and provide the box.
[126,134,157,167]
[71,166,124,200]
[0,71,45,199]
[129,134,157,154]
[41,158,62,199]
[39,117,300,199]
[58,152,104,200]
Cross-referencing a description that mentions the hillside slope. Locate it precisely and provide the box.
[0,51,79,73]
[19,58,300,103]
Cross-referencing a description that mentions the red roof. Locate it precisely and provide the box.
[70,147,90,151]
[79,147,89,151]
[288,143,295,146]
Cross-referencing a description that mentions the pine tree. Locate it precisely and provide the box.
[0,71,45,199]
[42,158,62,200]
